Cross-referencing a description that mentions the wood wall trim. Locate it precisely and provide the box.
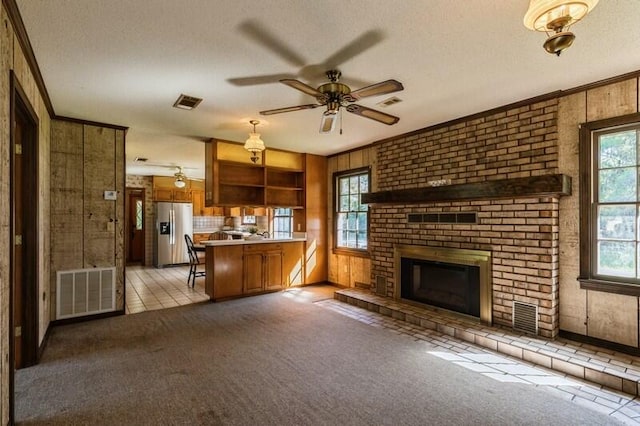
[362,174,571,205]
[329,69,640,159]
[54,115,128,131]
[3,0,55,116]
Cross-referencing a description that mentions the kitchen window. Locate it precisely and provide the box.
[334,167,369,254]
[580,114,640,295]
[273,208,292,239]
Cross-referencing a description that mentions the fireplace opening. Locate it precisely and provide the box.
[401,258,480,317]
[394,245,492,324]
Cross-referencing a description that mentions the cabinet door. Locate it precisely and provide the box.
[192,190,204,216]
[154,188,173,201]
[264,251,283,291]
[174,189,192,202]
[244,252,264,293]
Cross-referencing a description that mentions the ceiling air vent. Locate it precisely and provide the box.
[377,96,402,108]
[134,157,148,162]
[173,94,203,110]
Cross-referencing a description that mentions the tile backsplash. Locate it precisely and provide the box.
[193,216,225,232]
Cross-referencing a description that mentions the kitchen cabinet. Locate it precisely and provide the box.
[243,243,283,293]
[191,183,224,216]
[205,139,305,208]
[152,176,191,202]
[205,240,304,301]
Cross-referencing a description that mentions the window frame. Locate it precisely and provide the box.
[579,112,640,296]
[332,167,371,257]
[272,207,293,239]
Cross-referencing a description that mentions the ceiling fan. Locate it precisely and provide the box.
[259,70,403,133]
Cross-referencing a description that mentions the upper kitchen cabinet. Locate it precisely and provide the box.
[152,176,191,202]
[205,139,305,208]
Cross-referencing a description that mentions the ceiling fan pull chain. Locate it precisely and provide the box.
[340,108,343,135]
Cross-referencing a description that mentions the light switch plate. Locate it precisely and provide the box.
[104,190,117,200]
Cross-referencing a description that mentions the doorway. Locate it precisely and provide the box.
[126,188,145,265]
[9,72,39,420]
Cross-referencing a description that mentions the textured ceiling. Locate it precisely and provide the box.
[15,0,640,179]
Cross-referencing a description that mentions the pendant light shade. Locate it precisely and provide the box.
[244,120,265,163]
[523,0,599,55]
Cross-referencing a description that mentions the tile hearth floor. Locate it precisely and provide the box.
[125,265,208,314]
[312,288,640,424]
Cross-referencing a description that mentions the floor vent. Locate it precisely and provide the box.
[56,267,116,319]
[513,301,538,335]
[375,275,387,296]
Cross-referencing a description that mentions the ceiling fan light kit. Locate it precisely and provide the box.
[523,0,599,56]
[260,69,403,134]
[174,166,187,188]
[244,119,266,163]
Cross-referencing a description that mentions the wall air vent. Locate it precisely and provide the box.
[407,212,477,225]
[377,96,402,108]
[173,94,203,110]
[134,157,148,162]
[513,301,538,335]
[56,267,116,319]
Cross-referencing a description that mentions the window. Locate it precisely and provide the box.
[135,200,143,230]
[273,208,292,239]
[580,114,640,295]
[335,168,369,252]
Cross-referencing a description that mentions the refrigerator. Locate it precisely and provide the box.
[154,202,193,267]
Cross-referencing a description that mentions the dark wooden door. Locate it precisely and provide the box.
[13,110,24,368]
[126,190,144,264]
[11,74,38,372]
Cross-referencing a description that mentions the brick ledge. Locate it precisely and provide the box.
[335,288,640,396]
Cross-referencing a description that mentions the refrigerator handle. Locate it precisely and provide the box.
[170,208,175,245]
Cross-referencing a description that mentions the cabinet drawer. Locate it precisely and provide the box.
[244,243,282,252]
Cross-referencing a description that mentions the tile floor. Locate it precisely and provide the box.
[314,296,640,424]
[125,265,208,314]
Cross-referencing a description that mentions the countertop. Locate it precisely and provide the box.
[202,237,306,247]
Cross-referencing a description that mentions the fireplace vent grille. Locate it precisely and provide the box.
[513,301,538,335]
[375,275,387,296]
[407,212,477,224]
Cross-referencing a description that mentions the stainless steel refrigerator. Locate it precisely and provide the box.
[154,202,193,267]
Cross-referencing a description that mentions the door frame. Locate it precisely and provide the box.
[125,187,146,265]
[9,70,40,421]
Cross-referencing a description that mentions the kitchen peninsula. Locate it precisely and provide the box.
[203,237,306,301]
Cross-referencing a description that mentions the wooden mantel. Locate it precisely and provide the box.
[361,174,571,205]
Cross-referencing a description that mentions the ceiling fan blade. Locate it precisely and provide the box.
[319,112,337,133]
[238,20,306,67]
[227,73,296,87]
[280,79,324,98]
[348,80,404,101]
[260,104,322,115]
[322,30,384,69]
[346,104,399,125]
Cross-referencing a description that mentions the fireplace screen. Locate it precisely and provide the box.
[400,258,480,318]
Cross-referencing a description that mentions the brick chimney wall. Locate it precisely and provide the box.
[370,99,561,337]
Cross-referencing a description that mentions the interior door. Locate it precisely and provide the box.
[126,190,144,264]
[10,72,38,373]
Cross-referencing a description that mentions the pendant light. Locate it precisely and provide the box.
[244,120,265,163]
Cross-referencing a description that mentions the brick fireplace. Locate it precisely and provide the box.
[363,99,567,338]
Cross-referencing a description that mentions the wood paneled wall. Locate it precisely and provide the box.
[326,147,376,287]
[50,120,126,318]
[0,4,52,424]
[558,77,640,347]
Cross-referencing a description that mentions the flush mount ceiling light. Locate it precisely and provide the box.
[244,120,265,164]
[524,0,599,56]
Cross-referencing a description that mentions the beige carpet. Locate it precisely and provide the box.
[16,287,619,425]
